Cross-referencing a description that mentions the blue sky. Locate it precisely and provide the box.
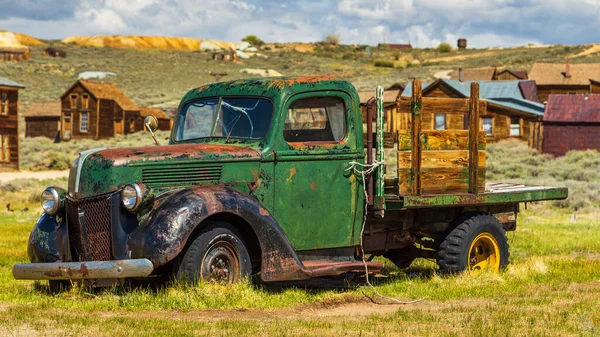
[1,0,599,48]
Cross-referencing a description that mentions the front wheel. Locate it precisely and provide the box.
[176,222,252,285]
[437,213,509,274]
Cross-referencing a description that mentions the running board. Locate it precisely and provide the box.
[302,260,383,278]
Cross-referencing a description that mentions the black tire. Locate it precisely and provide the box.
[176,221,252,284]
[437,213,509,274]
[49,280,72,294]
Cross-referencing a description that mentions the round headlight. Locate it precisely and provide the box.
[121,183,142,212]
[41,187,60,214]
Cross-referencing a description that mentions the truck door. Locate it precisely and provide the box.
[274,91,362,250]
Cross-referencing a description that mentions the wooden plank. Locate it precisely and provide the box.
[411,80,422,195]
[398,130,486,151]
[468,83,480,194]
[363,132,394,148]
[399,167,486,195]
[397,150,486,169]
[398,98,486,115]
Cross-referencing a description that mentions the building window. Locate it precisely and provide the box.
[0,135,9,162]
[1,93,7,116]
[80,112,89,132]
[434,113,446,130]
[284,97,346,142]
[70,94,78,109]
[82,94,89,109]
[482,117,493,136]
[510,117,521,136]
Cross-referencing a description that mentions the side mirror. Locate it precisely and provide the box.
[144,116,158,133]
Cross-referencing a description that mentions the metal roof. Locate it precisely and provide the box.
[0,76,25,88]
[544,94,600,123]
[402,79,545,117]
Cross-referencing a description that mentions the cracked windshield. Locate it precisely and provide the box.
[175,97,273,141]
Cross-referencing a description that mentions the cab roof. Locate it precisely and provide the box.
[179,76,359,108]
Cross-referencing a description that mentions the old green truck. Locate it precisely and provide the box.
[13,76,567,289]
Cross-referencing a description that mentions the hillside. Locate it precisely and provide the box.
[1,37,600,109]
[0,30,44,49]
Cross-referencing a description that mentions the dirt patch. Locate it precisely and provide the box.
[571,44,600,58]
[0,170,68,183]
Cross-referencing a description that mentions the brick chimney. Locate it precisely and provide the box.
[458,67,463,82]
[564,58,572,78]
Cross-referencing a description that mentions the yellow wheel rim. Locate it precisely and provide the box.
[468,233,500,272]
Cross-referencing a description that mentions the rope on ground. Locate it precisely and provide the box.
[346,161,426,305]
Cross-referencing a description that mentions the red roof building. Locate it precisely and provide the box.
[542,94,600,156]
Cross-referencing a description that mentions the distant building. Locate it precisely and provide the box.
[24,101,61,139]
[0,77,25,170]
[542,94,600,156]
[378,43,412,50]
[0,47,30,62]
[529,59,600,102]
[212,49,237,62]
[358,89,401,136]
[401,79,545,146]
[60,80,171,141]
[44,47,67,58]
[450,67,528,82]
[457,38,467,49]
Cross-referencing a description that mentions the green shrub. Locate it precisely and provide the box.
[324,34,340,45]
[437,42,453,53]
[374,59,394,68]
[241,35,264,47]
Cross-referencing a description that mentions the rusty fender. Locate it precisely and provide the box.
[27,213,64,264]
[127,185,313,282]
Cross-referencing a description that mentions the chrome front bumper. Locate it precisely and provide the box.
[13,259,154,280]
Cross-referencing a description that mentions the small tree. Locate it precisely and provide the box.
[437,42,453,53]
[324,34,340,45]
[242,35,265,47]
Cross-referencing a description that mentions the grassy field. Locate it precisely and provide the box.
[0,140,599,336]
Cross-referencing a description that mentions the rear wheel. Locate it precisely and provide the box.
[177,222,252,285]
[437,213,509,274]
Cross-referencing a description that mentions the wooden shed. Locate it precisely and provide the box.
[401,79,545,146]
[529,60,600,102]
[0,47,30,62]
[0,77,25,170]
[60,80,171,140]
[496,69,528,80]
[24,101,61,139]
[542,94,600,156]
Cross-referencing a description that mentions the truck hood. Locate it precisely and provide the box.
[69,144,262,198]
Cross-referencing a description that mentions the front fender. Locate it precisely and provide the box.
[127,185,311,281]
[27,213,63,263]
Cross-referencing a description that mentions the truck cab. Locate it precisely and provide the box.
[13,76,568,287]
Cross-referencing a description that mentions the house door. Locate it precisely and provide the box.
[273,92,362,251]
[63,112,72,140]
[114,119,123,136]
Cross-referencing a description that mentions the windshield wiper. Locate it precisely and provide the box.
[210,97,223,136]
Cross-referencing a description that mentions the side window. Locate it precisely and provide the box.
[510,117,521,136]
[0,134,9,162]
[434,113,446,130]
[80,112,89,132]
[70,94,78,109]
[1,93,7,116]
[284,97,346,142]
[482,117,493,136]
[82,94,89,109]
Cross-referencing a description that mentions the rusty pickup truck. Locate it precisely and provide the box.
[13,76,567,289]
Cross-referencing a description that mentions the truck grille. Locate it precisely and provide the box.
[142,163,223,188]
[66,193,113,261]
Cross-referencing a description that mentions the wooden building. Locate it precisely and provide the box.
[529,60,600,102]
[457,38,467,49]
[591,79,600,94]
[212,49,237,62]
[0,77,25,170]
[60,80,171,140]
[23,101,61,139]
[450,67,528,81]
[541,94,600,156]
[358,89,401,133]
[401,79,545,146]
[0,48,30,62]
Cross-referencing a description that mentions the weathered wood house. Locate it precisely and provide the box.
[0,77,25,170]
[358,89,401,133]
[542,94,600,156]
[0,48,30,62]
[212,49,237,62]
[23,101,61,139]
[401,79,545,146]
[529,60,600,102]
[450,67,528,81]
[60,80,171,140]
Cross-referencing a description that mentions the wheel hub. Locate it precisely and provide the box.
[201,241,240,284]
[468,233,501,272]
